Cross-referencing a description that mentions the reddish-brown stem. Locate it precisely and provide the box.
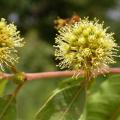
[23,68,120,80]
[0,68,120,81]
[25,70,83,80]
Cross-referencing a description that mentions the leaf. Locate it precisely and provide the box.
[35,77,86,120]
[0,96,16,120]
[87,74,120,120]
[0,79,8,96]
[88,75,109,94]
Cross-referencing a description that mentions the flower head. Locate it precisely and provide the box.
[54,17,118,71]
[0,18,24,70]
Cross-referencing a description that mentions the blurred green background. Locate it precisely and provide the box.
[1,0,120,120]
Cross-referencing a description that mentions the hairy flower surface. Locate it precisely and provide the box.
[0,18,24,70]
[55,18,118,71]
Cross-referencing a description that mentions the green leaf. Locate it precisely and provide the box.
[0,97,16,120]
[78,109,86,120]
[0,79,8,96]
[87,74,120,120]
[35,77,86,120]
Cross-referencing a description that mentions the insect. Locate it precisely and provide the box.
[54,15,80,29]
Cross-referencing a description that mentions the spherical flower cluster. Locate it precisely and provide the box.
[54,18,118,71]
[0,18,24,70]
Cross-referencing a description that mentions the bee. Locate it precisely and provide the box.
[54,15,80,29]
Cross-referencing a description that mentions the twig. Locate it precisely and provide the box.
[0,68,120,81]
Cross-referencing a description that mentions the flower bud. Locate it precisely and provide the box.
[0,18,24,70]
[54,17,119,72]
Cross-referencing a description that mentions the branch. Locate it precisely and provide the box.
[0,68,120,81]
[25,70,83,80]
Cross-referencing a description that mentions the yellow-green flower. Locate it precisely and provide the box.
[54,17,118,71]
[0,18,24,70]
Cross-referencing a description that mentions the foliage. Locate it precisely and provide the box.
[2,72,120,120]
[87,75,120,120]
[35,77,86,120]
[0,97,16,120]
[33,74,120,120]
